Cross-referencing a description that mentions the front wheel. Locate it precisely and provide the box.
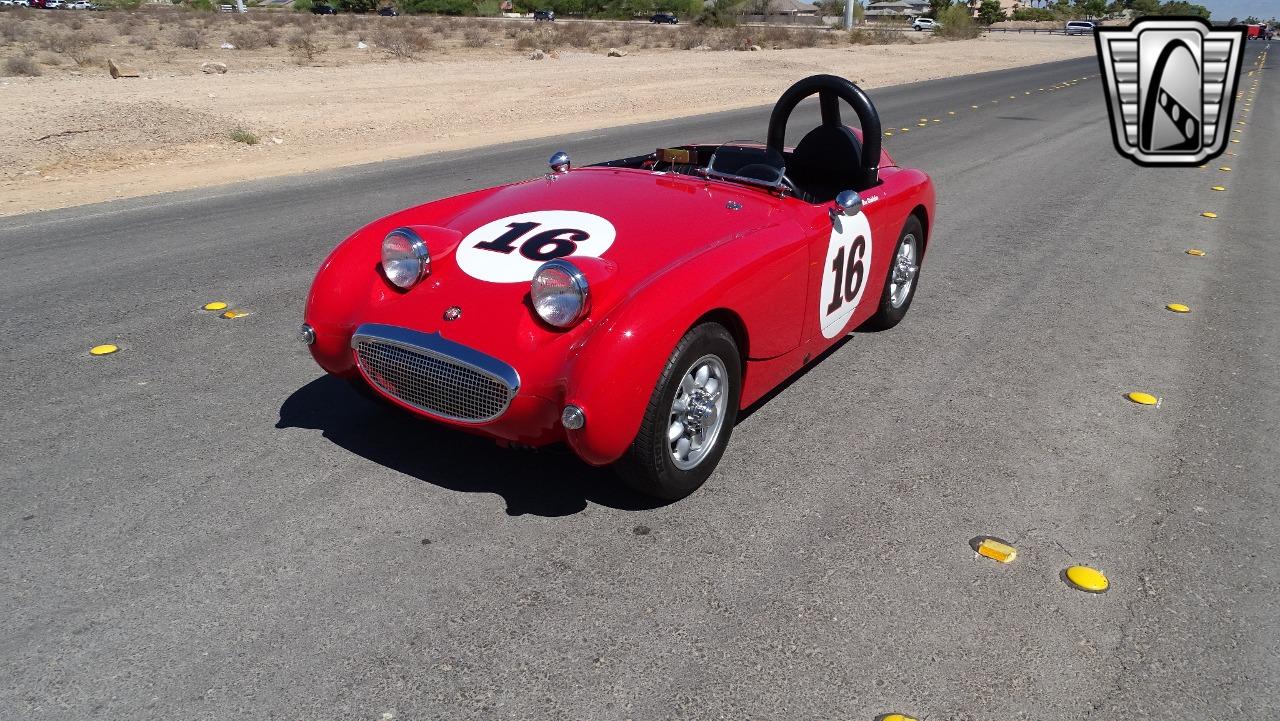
[862,214,923,331]
[613,323,741,500]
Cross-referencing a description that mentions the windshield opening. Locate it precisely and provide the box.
[705,143,787,190]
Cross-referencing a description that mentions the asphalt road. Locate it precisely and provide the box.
[2,48,1277,721]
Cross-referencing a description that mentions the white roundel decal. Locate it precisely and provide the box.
[456,210,616,283]
[818,211,874,339]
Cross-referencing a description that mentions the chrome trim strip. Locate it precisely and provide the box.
[350,323,520,422]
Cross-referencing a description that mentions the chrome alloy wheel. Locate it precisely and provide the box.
[667,355,729,471]
[889,233,920,309]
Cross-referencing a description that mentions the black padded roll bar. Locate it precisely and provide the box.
[766,74,883,188]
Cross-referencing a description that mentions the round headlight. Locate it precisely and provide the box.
[381,228,429,290]
[531,259,589,328]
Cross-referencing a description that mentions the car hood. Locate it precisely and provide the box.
[308,167,805,393]
[368,166,798,319]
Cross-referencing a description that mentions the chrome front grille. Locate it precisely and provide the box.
[351,324,519,424]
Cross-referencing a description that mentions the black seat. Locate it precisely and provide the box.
[786,124,865,204]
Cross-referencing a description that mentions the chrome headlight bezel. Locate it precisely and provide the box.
[380,227,430,290]
[531,259,590,329]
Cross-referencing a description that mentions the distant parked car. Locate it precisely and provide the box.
[650,11,678,23]
[1064,20,1096,35]
[377,5,397,14]
[0,1,16,7]
[533,8,554,21]
[311,2,336,13]
[911,17,938,31]
[68,1,93,8]
[44,0,64,7]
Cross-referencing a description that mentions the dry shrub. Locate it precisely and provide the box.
[4,54,41,76]
[287,25,326,61]
[513,32,537,50]
[39,51,63,65]
[370,24,431,59]
[42,30,96,65]
[678,26,709,49]
[1,20,28,43]
[229,27,269,50]
[556,22,594,48]
[174,25,204,49]
[848,25,908,45]
[461,26,486,48]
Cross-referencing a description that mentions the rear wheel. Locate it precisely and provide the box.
[614,323,741,501]
[863,215,923,331]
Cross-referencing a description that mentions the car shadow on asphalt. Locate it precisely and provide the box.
[276,375,667,517]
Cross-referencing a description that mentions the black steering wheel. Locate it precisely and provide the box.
[766,74,883,195]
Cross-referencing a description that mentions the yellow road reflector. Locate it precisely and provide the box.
[976,538,1017,563]
[1219,166,1231,171]
[203,301,228,311]
[1212,185,1226,191]
[1232,129,1242,133]
[900,128,909,132]
[1127,391,1159,406]
[948,110,956,115]
[971,105,979,109]
[89,344,119,356]
[880,715,918,721]
[1065,565,1109,593]
[900,127,909,131]
[1201,212,1217,218]
[1009,95,1016,99]
[919,118,928,123]
[1186,248,1206,256]
[1237,120,1247,125]
[931,118,941,123]
[221,310,250,319]
[918,122,927,127]
[1024,91,1031,95]
[1230,139,1241,143]
[1166,303,1190,313]
[884,131,893,137]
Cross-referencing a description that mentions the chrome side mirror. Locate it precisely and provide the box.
[549,151,571,174]
[833,190,862,217]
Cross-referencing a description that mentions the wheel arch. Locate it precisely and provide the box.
[910,203,930,256]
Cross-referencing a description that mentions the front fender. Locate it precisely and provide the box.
[560,222,807,466]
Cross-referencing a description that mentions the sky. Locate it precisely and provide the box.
[1200,0,1278,20]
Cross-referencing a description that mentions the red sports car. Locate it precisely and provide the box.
[302,74,936,499]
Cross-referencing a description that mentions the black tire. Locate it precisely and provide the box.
[862,214,924,331]
[613,323,742,501]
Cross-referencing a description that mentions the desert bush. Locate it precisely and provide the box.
[936,4,980,39]
[42,30,96,65]
[229,128,260,144]
[287,25,327,61]
[229,27,268,49]
[129,33,158,50]
[554,21,592,48]
[1,20,28,44]
[513,31,537,49]
[370,24,431,58]
[679,26,708,49]
[461,26,486,47]
[292,0,314,11]
[174,25,204,49]
[39,51,63,65]
[3,54,41,77]
[696,0,738,27]
[848,26,905,44]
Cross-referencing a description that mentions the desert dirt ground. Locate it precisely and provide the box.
[0,11,1095,216]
